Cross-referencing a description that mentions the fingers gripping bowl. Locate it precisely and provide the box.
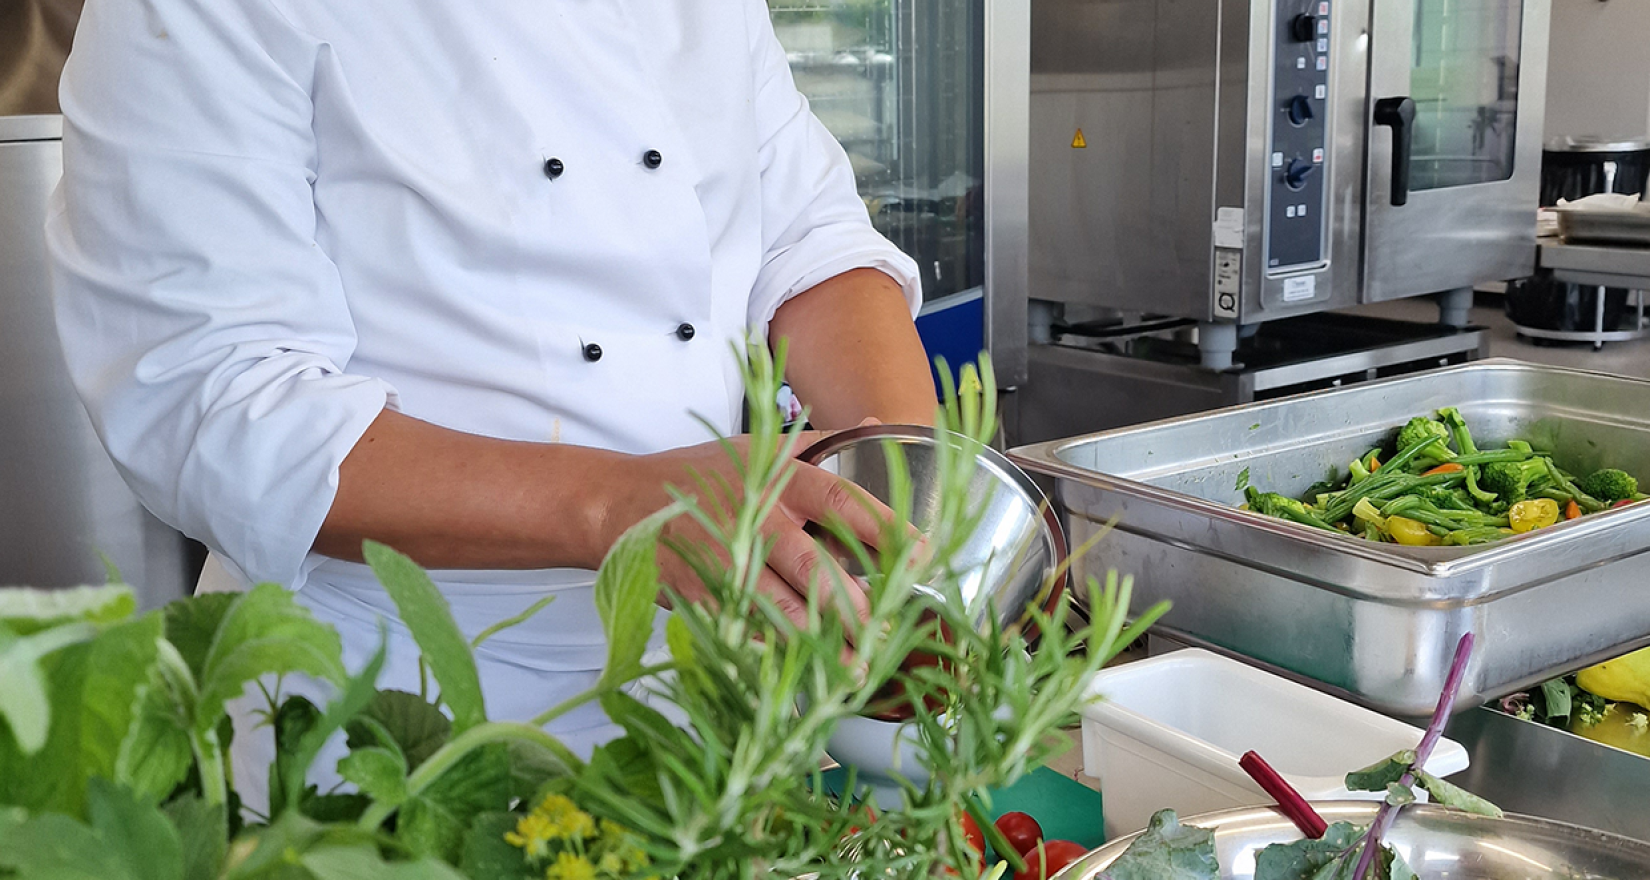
[798,425,1069,636]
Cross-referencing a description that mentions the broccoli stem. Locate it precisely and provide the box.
[1540,459,1605,513]
[1463,466,1498,505]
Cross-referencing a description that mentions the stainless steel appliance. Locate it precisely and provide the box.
[1030,0,1549,350]
[1008,360,1650,719]
[0,115,198,606]
[1008,0,1550,443]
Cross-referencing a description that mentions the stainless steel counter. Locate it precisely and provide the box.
[1538,236,1650,290]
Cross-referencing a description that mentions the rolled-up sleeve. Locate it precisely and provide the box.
[46,0,392,589]
[743,0,922,334]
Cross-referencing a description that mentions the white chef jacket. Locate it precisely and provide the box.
[46,0,921,798]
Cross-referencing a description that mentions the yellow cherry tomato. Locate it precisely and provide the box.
[1387,515,1440,546]
[1508,498,1560,533]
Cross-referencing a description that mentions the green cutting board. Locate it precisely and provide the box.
[820,766,1107,850]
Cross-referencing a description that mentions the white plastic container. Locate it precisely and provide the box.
[1080,649,1471,839]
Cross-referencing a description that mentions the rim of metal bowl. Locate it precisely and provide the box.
[797,424,1070,604]
[1057,801,1650,879]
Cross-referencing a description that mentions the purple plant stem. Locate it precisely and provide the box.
[1349,632,1476,880]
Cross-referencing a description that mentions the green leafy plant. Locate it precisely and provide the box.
[0,343,1160,879]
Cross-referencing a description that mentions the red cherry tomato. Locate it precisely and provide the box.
[1012,840,1088,880]
[1041,840,1090,876]
[959,812,986,856]
[994,811,1044,858]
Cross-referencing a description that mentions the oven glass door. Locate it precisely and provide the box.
[766,0,986,304]
[1363,0,1547,302]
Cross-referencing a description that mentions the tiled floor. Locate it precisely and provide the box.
[1351,293,1650,381]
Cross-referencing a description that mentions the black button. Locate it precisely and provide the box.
[643,149,663,169]
[675,323,696,341]
[543,158,564,180]
[582,342,603,362]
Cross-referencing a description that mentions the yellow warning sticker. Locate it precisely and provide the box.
[1071,128,1088,149]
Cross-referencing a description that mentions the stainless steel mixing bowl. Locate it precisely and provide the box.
[798,425,1067,632]
[1060,802,1650,880]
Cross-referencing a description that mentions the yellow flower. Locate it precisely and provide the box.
[596,851,625,875]
[506,794,606,862]
[505,812,558,861]
[545,852,598,880]
[598,819,628,844]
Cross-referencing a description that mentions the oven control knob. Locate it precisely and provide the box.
[1286,94,1315,126]
[1284,158,1316,191]
[1290,13,1317,43]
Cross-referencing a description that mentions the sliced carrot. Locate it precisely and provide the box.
[1370,458,1382,471]
[1565,500,1582,520]
[1423,463,1465,476]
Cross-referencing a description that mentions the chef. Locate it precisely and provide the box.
[46,0,937,809]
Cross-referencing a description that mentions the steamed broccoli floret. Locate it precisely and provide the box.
[1436,407,1479,456]
[1396,417,1451,455]
[1576,468,1639,503]
[1246,487,1337,531]
[1479,459,1548,505]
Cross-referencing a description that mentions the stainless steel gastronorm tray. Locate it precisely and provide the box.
[1009,360,1650,717]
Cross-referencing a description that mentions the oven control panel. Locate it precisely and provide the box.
[1266,0,1331,275]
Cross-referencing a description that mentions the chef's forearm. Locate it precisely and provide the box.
[769,268,936,429]
[315,409,619,570]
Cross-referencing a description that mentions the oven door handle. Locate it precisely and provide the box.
[1373,96,1417,207]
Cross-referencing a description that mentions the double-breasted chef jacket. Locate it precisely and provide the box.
[46,0,922,796]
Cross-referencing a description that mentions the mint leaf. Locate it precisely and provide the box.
[300,843,468,880]
[1096,809,1218,880]
[1415,770,1503,818]
[1345,750,1416,792]
[0,621,97,754]
[115,673,195,801]
[1254,822,1363,880]
[220,813,373,879]
[594,503,682,690]
[85,778,183,880]
[364,542,486,732]
[0,780,182,880]
[1,616,161,817]
[268,695,323,819]
[339,746,410,808]
[397,743,512,863]
[346,689,452,770]
[460,812,539,880]
[300,791,371,823]
[196,584,345,733]
[162,593,238,682]
[0,811,124,879]
[0,585,134,636]
[507,737,570,804]
[280,634,389,814]
[164,795,227,880]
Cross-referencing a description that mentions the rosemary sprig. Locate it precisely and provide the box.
[566,343,1165,879]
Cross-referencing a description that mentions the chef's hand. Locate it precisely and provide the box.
[594,432,901,633]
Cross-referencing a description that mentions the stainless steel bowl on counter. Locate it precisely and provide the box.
[1009,359,1650,718]
[1060,802,1650,880]
[799,425,1068,632]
